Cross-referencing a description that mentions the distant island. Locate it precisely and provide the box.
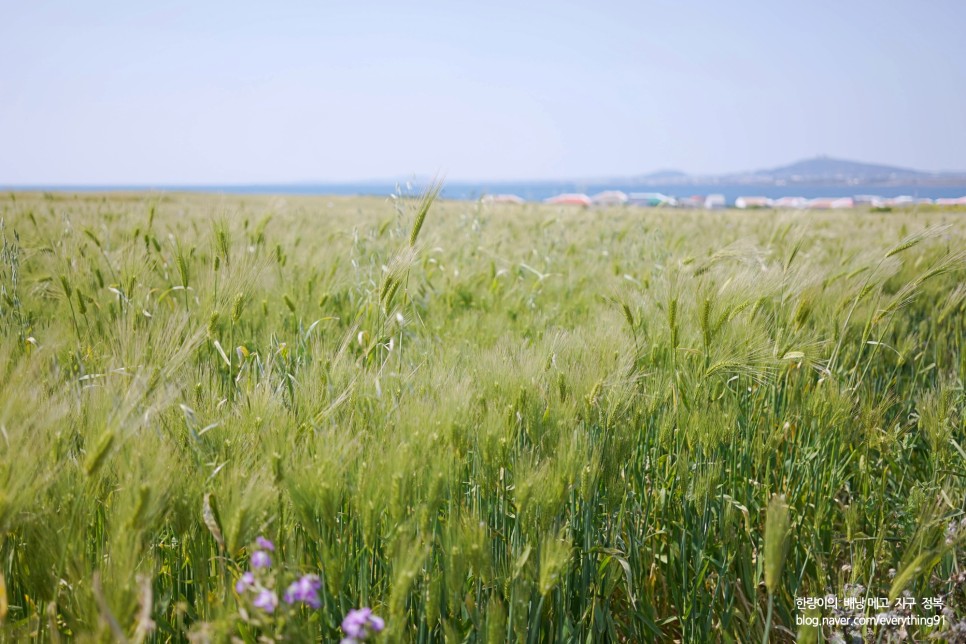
[623,155,966,188]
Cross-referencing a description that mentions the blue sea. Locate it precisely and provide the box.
[7,181,966,206]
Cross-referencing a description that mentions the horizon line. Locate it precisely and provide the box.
[5,154,966,188]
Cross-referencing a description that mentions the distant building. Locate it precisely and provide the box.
[773,196,808,209]
[735,196,773,209]
[853,195,884,207]
[833,197,855,208]
[807,197,854,209]
[704,194,726,209]
[629,192,676,207]
[590,190,629,206]
[482,194,525,204]
[677,195,705,209]
[882,196,915,207]
[886,197,934,206]
[936,196,966,206]
[544,193,592,207]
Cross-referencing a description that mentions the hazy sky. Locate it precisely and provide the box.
[2,1,965,184]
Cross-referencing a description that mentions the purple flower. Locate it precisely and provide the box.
[250,550,271,569]
[252,589,278,613]
[341,607,385,640]
[235,571,255,594]
[283,574,322,609]
[255,536,275,551]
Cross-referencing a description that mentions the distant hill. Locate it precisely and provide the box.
[755,156,925,182]
[629,156,965,187]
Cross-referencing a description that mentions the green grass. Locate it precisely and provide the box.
[0,190,964,642]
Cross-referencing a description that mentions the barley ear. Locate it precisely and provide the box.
[700,297,712,348]
[884,224,947,258]
[203,493,225,552]
[409,178,443,247]
[764,494,790,594]
[84,430,115,476]
[668,297,679,350]
[621,302,634,329]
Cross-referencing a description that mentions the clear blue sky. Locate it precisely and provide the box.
[2,1,965,184]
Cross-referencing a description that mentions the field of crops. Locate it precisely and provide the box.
[0,190,964,642]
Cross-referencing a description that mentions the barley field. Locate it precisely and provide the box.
[0,191,964,642]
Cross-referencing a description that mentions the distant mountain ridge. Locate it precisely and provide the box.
[626,156,965,187]
[752,156,925,181]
